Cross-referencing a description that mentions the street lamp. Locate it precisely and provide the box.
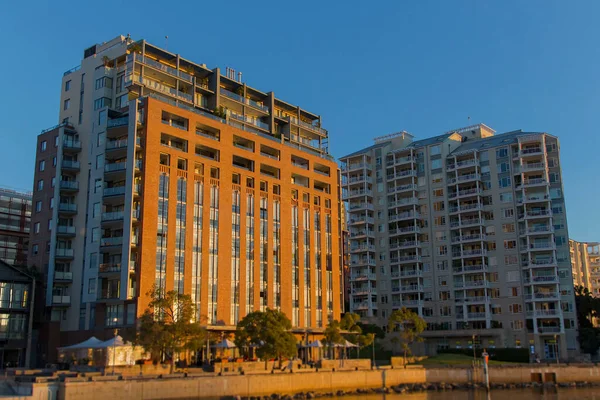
[554,334,559,364]
[472,334,477,365]
[112,317,118,375]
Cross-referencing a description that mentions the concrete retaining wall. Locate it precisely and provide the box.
[22,365,600,400]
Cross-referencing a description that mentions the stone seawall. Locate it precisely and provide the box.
[21,365,600,400]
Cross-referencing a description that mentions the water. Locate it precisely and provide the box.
[341,388,600,400]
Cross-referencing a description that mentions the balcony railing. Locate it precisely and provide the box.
[54,271,73,281]
[220,88,269,113]
[52,295,71,304]
[538,327,561,333]
[99,263,121,273]
[59,181,79,190]
[63,139,82,150]
[107,117,129,128]
[56,225,76,235]
[104,186,126,196]
[101,237,123,247]
[106,139,128,150]
[55,248,74,258]
[451,234,486,243]
[287,115,327,136]
[105,162,127,172]
[525,292,559,300]
[102,211,124,221]
[61,160,80,170]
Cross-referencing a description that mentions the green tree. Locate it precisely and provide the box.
[136,286,207,373]
[575,285,600,354]
[234,309,297,369]
[388,307,426,365]
[323,319,344,359]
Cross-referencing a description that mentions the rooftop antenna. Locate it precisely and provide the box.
[165,35,169,51]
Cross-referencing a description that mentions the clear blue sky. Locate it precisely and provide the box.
[1,1,598,241]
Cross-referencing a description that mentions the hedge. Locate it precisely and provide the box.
[438,347,529,363]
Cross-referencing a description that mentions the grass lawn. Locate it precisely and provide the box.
[414,353,525,366]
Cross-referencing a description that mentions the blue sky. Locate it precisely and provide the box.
[1,1,599,241]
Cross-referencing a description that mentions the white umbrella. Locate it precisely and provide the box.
[342,340,358,348]
[212,339,237,349]
[306,340,323,348]
[59,336,103,350]
[97,335,126,348]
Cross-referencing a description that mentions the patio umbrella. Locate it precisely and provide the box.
[58,336,103,350]
[212,339,237,349]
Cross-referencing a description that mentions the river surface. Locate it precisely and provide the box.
[339,388,600,400]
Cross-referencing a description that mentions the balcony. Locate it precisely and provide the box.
[342,163,371,172]
[520,147,543,157]
[61,160,80,171]
[56,225,76,237]
[350,273,376,281]
[135,75,193,103]
[351,288,376,296]
[455,280,488,289]
[388,170,417,180]
[59,181,79,192]
[106,139,128,151]
[388,197,418,208]
[350,230,375,239]
[390,240,419,250]
[286,115,327,136]
[448,174,481,185]
[103,186,126,197]
[58,203,77,214]
[520,162,546,172]
[389,211,419,222]
[454,203,483,214]
[352,302,372,311]
[100,236,123,247]
[228,110,269,131]
[349,216,375,225]
[98,290,120,301]
[453,249,487,259]
[521,226,554,236]
[524,259,557,268]
[63,139,82,152]
[466,312,487,320]
[453,264,487,274]
[450,218,483,228]
[343,189,373,200]
[447,159,479,171]
[523,242,556,252]
[348,203,374,211]
[524,292,560,301]
[52,295,71,305]
[350,244,376,253]
[107,117,129,128]
[99,263,121,275]
[519,195,550,204]
[104,162,127,174]
[350,258,376,267]
[389,226,421,236]
[520,178,547,188]
[401,285,423,293]
[54,271,73,281]
[537,327,561,334]
[220,88,269,113]
[456,296,489,303]
[449,188,482,199]
[346,175,369,185]
[387,184,418,195]
[131,53,193,83]
[397,255,421,263]
[55,248,74,259]
[525,275,559,284]
[451,234,486,244]
[399,269,423,278]
[389,156,415,166]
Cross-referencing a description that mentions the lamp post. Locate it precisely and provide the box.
[112,317,118,375]
[472,334,476,365]
[554,334,559,364]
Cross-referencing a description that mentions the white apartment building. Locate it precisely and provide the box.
[340,124,577,360]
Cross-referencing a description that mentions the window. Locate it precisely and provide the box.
[488,241,496,251]
[37,180,43,191]
[39,160,45,171]
[98,110,107,125]
[89,252,98,269]
[439,291,450,300]
[97,132,105,146]
[438,276,448,286]
[437,260,448,270]
[91,227,100,242]
[95,77,113,90]
[50,198,54,209]
[552,204,564,215]
[509,304,522,314]
[506,270,519,282]
[439,305,451,316]
[509,287,519,297]
[34,222,40,233]
[489,288,500,298]
[511,320,524,330]
[498,176,511,188]
[499,192,513,203]
[491,305,502,315]
[51,177,55,187]
[433,201,445,212]
[438,246,447,256]
[431,159,442,169]
[430,145,441,156]
[93,203,101,218]
[32,244,39,255]
[64,99,71,110]
[94,97,111,110]
[496,148,508,158]
[94,179,102,193]
[432,173,443,184]
[549,172,560,183]
[502,223,515,233]
[96,154,104,169]
[82,279,95,297]
[434,216,446,226]
[65,80,71,91]
[433,188,444,197]
[498,162,510,173]
[550,188,562,199]
[40,140,47,151]
[53,156,57,166]
[435,231,446,242]
[36,201,42,213]
[504,255,518,265]
[501,208,514,218]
